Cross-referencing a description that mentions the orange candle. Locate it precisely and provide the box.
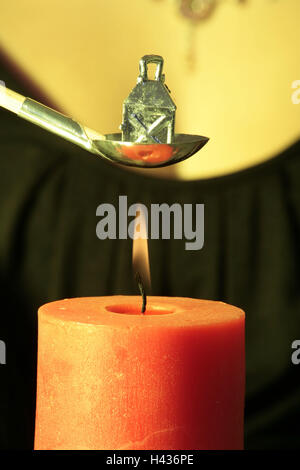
[34,296,245,450]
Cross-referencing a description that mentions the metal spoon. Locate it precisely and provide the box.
[0,85,208,168]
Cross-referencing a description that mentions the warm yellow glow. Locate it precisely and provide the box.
[0,0,299,179]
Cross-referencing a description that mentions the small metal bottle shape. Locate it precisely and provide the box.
[121,55,176,144]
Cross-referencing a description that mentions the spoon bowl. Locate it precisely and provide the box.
[92,133,209,167]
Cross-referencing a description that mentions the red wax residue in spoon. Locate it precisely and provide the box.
[120,144,174,164]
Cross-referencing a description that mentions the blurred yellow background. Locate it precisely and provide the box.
[0,0,299,179]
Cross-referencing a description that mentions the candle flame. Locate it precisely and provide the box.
[132,204,151,292]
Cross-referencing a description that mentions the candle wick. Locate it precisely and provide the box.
[135,272,146,314]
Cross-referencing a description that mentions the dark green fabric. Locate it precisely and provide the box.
[0,59,300,450]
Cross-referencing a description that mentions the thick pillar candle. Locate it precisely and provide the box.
[34,296,245,450]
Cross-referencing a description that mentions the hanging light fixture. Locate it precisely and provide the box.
[151,0,248,70]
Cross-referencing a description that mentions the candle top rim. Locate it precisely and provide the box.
[38,296,245,328]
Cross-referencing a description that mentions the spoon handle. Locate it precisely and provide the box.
[0,84,104,153]
[20,97,94,151]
